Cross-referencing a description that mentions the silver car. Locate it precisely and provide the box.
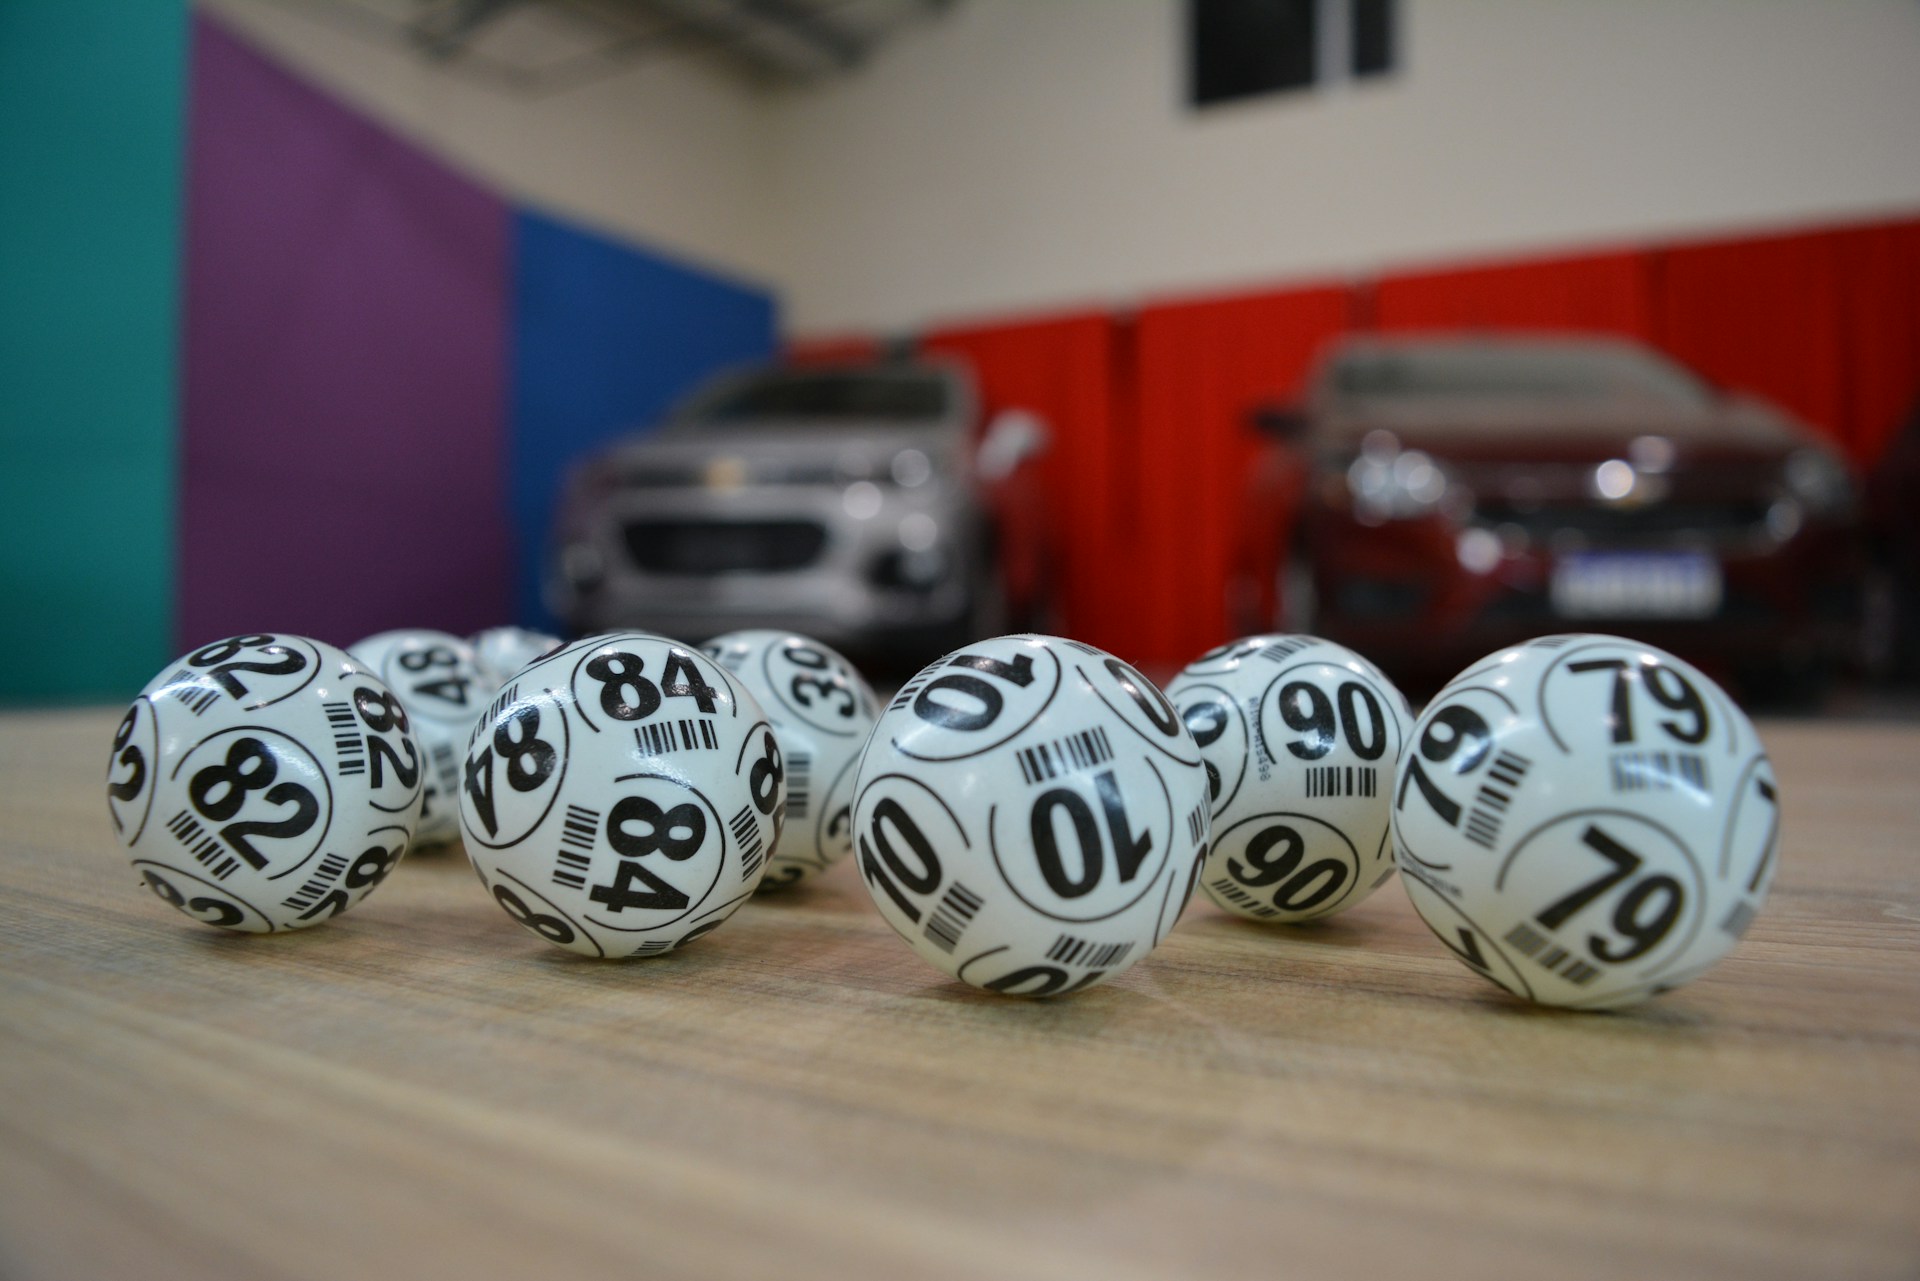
[546,362,1048,658]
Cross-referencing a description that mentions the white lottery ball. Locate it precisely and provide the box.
[701,630,880,889]
[458,631,784,958]
[469,626,562,691]
[349,629,489,846]
[1391,634,1780,1009]
[852,634,1210,997]
[1167,634,1413,924]
[106,633,424,933]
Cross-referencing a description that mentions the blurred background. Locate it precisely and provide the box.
[3,0,1917,704]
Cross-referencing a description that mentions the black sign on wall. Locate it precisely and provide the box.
[1189,0,1397,108]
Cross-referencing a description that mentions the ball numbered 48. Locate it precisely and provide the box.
[106,634,424,932]
[702,629,879,889]
[1391,634,1780,1009]
[458,632,784,958]
[852,634,1211,997]
[1167,634,1412,924]
[349,628,489,846]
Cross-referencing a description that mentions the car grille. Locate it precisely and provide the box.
[622,520,829,574]
[1471,498,1773,540]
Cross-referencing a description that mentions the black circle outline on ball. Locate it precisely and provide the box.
[110,695,161,847]
[1257,659,1409,777]
[890,638,1064,764]
[1399,865,1536,1001]
[167,723,336,882]
[811,751,863,869]
[132,859,277,933]
[760,634,867,740]
[460,690,571,851]
[1170,679,1249,820]
[578,771,728,932]
[1494,806,1706,985]
[1718,752,1779,890]
[988,753,1175,924]
[1075,658,1202,768]
[955,944,1012,985]
[1180,633,1311,678]
[1208,809,1363,920]
[568,634,740,736]
[488,866,606,957]
[222,634,325,712]
[1537,638,1739,760]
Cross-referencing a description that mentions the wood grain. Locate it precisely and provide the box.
[2,708,1917,1281]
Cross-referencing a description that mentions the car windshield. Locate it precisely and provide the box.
[687,370,951,424]
[1327,344,1713,409]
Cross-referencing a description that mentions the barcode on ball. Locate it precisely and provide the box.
[1015,726,1115,785]
[1719,900,1758,939]
[280,852,350,912]
[1463,750,1532,850]
[324,701,365,776]
[730,805,765,880]
[1046,934,1134,968]
[1209,876,1280,918]
[1305,765,1377,798]
[634,939,675,956]
[166,809,241,881]
[633,718,718,757]
[1609,751,1708,795]
[922,881,983,953]
[1258,638,1314,663]
[1503,920,1600,986]
[1186,804,1207,845]
[785,752,811,821]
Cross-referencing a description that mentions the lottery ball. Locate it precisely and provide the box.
[701,630,880,888]
[851,634,1210,997]
[349,629,489,847]
[1166,634,1412,924]
[1391,634,1779,1009]
[106,634,424,933]
[469,626,561,691]
[458,631,784,958]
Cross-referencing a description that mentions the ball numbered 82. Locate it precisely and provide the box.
[107,634,423,932]
[458,632,784,958]
[852,634,1211,996]
[1391,634,1780,1009]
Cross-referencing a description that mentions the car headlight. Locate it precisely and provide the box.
[1783,448,1853,515]
[1343,436,1455,523]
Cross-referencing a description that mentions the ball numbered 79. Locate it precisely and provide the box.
[1167,634,1412,924]
[458,632,784,958]
[852,634,1211,997]
[106,634,424,932]
[1391,634,1780,1009]
[702,630,879,889]
[349,628,489,847]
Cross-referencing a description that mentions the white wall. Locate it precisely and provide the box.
[201,0,782,285]
[768,0,1920,335]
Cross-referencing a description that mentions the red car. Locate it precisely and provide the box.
[1236,335,1866,696]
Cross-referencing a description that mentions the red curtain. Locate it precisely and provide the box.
[1129,285,1354,667]
[1832,217,1920,463]
[921,312,1128,651]
[1373,249,1658,337]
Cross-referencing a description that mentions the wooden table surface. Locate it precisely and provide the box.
[2,707,1917,1281]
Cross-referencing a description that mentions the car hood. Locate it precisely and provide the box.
[1312,397,1815,466]
[591,420,967,485]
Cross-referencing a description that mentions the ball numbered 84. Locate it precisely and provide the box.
[1167,634,1412,924]
[106,634,424,932]
[458,632,784,958]
[1391,634,1780,1009]
[852,634,1211,997]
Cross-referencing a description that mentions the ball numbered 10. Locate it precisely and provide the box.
[1391,634,1780,1009]
[852,634,1211,997]
[106,634,424,932]
[1167,634,1412,924]
[349,628,489,846]
[701,629,879,888]
[458,632,784,958]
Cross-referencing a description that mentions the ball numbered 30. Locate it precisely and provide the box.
[852,634,1211,997]
[106,634,424,932]
[1391,634,1780,1009]
[458,632,784,958]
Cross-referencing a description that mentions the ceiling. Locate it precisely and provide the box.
[272,0,956,93]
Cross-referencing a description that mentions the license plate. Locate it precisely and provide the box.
[1550,552,1722,619]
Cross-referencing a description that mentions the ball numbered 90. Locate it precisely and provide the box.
[852,634,1211,997]
[349,628,489,846]
[1391,634,1780,1009]
[701,630,880,889]
[1167,635,1413,924]
[106,634,424,932]
[458,632,784,958]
